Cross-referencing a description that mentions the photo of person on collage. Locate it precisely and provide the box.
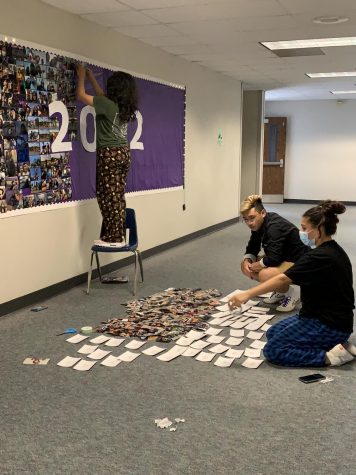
[0,40,76,210]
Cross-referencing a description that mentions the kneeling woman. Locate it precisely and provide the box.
[229,200,355,367]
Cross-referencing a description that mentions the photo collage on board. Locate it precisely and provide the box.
[0,41,77,212]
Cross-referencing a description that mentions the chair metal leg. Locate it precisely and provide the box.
[133,251,139,295]
[94,252,102,282]
[86,251,95,294]
[137,250,144,282]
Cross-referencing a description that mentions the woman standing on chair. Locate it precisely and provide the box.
[76,64,138,247]
[229,200,355,368]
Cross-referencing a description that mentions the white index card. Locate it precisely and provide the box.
[205,327,223,336]
[261,323,272,331]
[214,356,235,368]
[175,336,195,346]
[87,349,111,360]
[206,335,225,344]
[220,289,244,302]
[100,355,121,367]
[73,360,96,371]
[157,346,186,362]
[104,338,125,347]
[225,348,244,359]
[246,331,264,340]
[210,310,232,318]
[225,337,243,346]
[250,340,266,349]
[219,319,236,327]
[89,335,111,344]
[250,306,270,313]
[182,347,201,357]
[125,340,146,350]
[57,356,81,368]
[216,304,230,312]
[244,348,262,358]
[208,344,230,354]
[185,329,206,340]
[66,334,89,344]
[190,340,211,350]
[195,351,215,362]
[230,329,244,337]
[230,320,251,329]
[245,320,267,331]
[118,351,140,362]
[77,344,98,355]
[258,292,273,298]
[242,358,264,369]
[142,346,166,356]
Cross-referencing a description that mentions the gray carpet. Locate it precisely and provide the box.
[0,204,355,475]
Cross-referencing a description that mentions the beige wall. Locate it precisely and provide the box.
[0,0,242,304]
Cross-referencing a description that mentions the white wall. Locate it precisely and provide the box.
[265,100,356,202]
[0,0,242,304]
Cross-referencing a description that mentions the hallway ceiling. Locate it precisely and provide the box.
[41,0,356,100]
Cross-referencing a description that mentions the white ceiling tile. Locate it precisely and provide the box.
[41,0,129,14]
[277,0,356,15]
[120,0,222,8]
[115,24,181,38]
[81,10,157,27]
[140,35,199,47]
[161,44,212,55]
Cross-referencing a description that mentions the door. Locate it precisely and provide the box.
[262,117,287,203]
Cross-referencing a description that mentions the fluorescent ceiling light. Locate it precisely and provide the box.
[330,90,356,94]
[261,37,356,50]
[307,72,356,78]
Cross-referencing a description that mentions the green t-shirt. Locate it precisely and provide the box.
[93,95,128,149]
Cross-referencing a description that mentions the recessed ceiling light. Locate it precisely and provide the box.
[306,72,356,78]
[330,90,356,94]
[261,37,356,50]
[313,16,349,25]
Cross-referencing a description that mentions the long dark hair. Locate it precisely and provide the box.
[303,200,346,236]
[106,71,138,123]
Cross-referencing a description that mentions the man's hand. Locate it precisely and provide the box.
[241,259,253,278]
[250,261,263,273]
[228,291,250,311]
[76,63,86,77]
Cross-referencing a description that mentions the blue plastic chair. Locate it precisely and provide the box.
[86,208,144,295]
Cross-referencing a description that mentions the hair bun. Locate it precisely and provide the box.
[319,200,346,215]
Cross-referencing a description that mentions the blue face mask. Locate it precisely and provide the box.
[299,230,315,247]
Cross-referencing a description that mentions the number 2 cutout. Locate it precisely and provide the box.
[130,110,144,150]
[48,100,73,152]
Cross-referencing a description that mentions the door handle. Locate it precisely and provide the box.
[280,159,284,168]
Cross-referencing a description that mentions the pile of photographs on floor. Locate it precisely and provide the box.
[96,288,222,342]
[0,41,76,212]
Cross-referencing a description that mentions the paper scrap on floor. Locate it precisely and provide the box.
[104,338,125,347]
[250,340,266,349]
[206,335,225,344]
[225,348,244,359]
[157,346,186,362]
[118,351,140,362]
[57,356,81,368]
[66,334,89,344]
[100,355,122,367]
[175,336,195,346]
[195,351,215,362]
[90,335,111,344]
[244,348,262,358]
[73,360,97,371]
[77,344,98,355]
[261,323,272,331]
[205,327,223,336]
[125,340,146,350]
[225,337,243,346]
[142,346,166,356]
[190,340,211,350]
[214,356,235,368]
[230,329,245,337]
[182,347,201,357]
[23,358,50,365]
[246,331,264,340]
[242,358,264,369]
[87,349,111,360]
[185,329,206,340]
[208,344,230,354]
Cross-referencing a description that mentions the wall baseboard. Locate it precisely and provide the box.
[0,217,239,317]
[284,199,356,206]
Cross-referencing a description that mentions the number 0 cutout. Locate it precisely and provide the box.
[48,100,73,152]
[80,105,96,153]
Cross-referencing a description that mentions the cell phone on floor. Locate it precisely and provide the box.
[298,373,326,384]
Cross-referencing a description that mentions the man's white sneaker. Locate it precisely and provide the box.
[94,239,126,248]
[326,344,354,366]
[276,295,300,312]
[263,291,286,304]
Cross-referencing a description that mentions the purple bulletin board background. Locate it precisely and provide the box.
[71,69,185,200]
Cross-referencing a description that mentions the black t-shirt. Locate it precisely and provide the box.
[285,240,354,332]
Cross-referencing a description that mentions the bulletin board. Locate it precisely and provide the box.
[0,40,185,213]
